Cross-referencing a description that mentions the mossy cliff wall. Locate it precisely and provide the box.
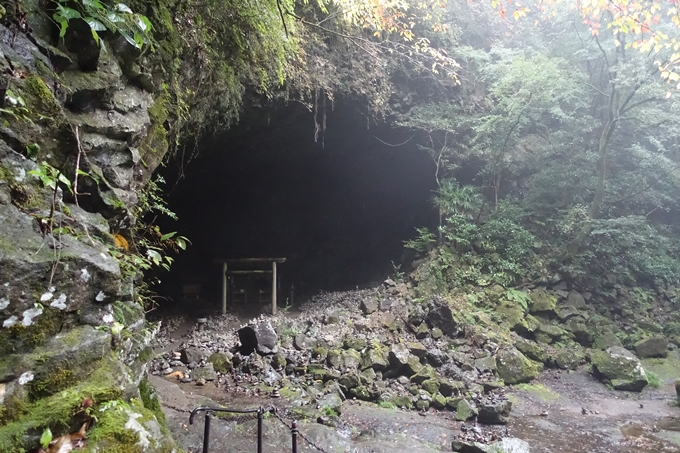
[0,3,176,452]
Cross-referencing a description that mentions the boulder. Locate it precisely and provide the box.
[402,355,423,376]
[455,399,478,421]
[426,348,449,367]
[207,352,232,373]
[514,339,550,364]
[238,322,278,355]
[344,337,367,350]
[634,336,668,358]
[408,341,428,358]
[452,438,530,453]
[474,356,497,372]
[327,349,342,369]
[318,392,343,415]
[529,289,557,314]
[341,349,362,369]
[360,298,379,315]
[410,363,435,381]
[431,393,447,409]
[338,373,360,390]
[192,363,217,382]
[591,346,648,392]
[565,290,587,309]
[555,348,585,370]
[564,318,594,346]
[360,367,376,384]
[496,349,540,384]
[361,348,388,371]
[421,379,440,395]
[478,398,512,424]
[593,332,623,350]
[426,302,459,337]
[440,379,466,397]
[388,343,411,367]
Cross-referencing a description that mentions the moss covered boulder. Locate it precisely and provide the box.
[555,348,585,370]
[591,346,648,392]
[634,336,668,359]
[514,339,551,365]
[496,349,540,385]
[529,289,557,315]
[208,352,233,373]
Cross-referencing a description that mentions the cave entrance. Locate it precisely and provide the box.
[155,100,437,315]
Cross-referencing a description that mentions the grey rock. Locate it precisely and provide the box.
[591,346,648,392]
[478,398,512,424]
[238,322,279,355]
[317,392,343,415]
[496,349,540,385]
[455,399,478,421]
[565,290,587,309]
[389,343,411,367]
[360,298,379,314]
[192,363,217,382]
[426,302,459,337]
[181,347,205,365]
[452,438,530,453]
[634,336,668,358]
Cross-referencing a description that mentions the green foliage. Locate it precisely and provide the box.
[646,371,663,389]
[506,288,530,311]
[111,175,189,308]
[53,1,153,49]
[562,217,680,287]
[435,179,483,219]
[28,161,72,194]
[321,405,338,417]
[0,89,32,123]
[404,227,436,253]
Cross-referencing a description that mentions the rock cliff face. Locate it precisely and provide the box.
[0,6,174,452]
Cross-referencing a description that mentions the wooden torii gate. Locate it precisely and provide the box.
[214,258,286,315]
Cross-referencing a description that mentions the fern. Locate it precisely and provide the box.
[506,288,531,311]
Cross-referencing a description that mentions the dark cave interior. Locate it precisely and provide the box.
[155,101,437,313]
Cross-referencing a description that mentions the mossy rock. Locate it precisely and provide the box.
[391,395,414,409]
[455,399,477,421]
[529,289,557,315]
[555,348,585,370]
[0,353,153,452]
[416,399,430,411]
[344,338,367,350]
[591,347,648,392]
[207,352,232,374]
[28,325,112,399]
[496,349,540,385]
[429,393,446,410]
[410,365,436,384]
[514,339,551,365]
[349,385,375,401]
[593,332,623,350]
[312,346,328,360]
[421,378,441,395]
[361,348,388,371]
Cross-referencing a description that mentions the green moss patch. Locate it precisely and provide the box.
[641,351,680,382]
[514,383,560,401]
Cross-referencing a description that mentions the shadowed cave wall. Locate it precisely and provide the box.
[156,102,437,309]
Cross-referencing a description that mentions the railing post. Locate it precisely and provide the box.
[291,420,298,453]
[257,408,263,453]
[203,412,212,453]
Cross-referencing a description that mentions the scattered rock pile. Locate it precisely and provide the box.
[152,287,519,424]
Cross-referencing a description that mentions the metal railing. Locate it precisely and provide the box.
[189,406,309,453]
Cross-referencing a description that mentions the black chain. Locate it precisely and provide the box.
[269,407,336,453]
[216,412,261,423]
